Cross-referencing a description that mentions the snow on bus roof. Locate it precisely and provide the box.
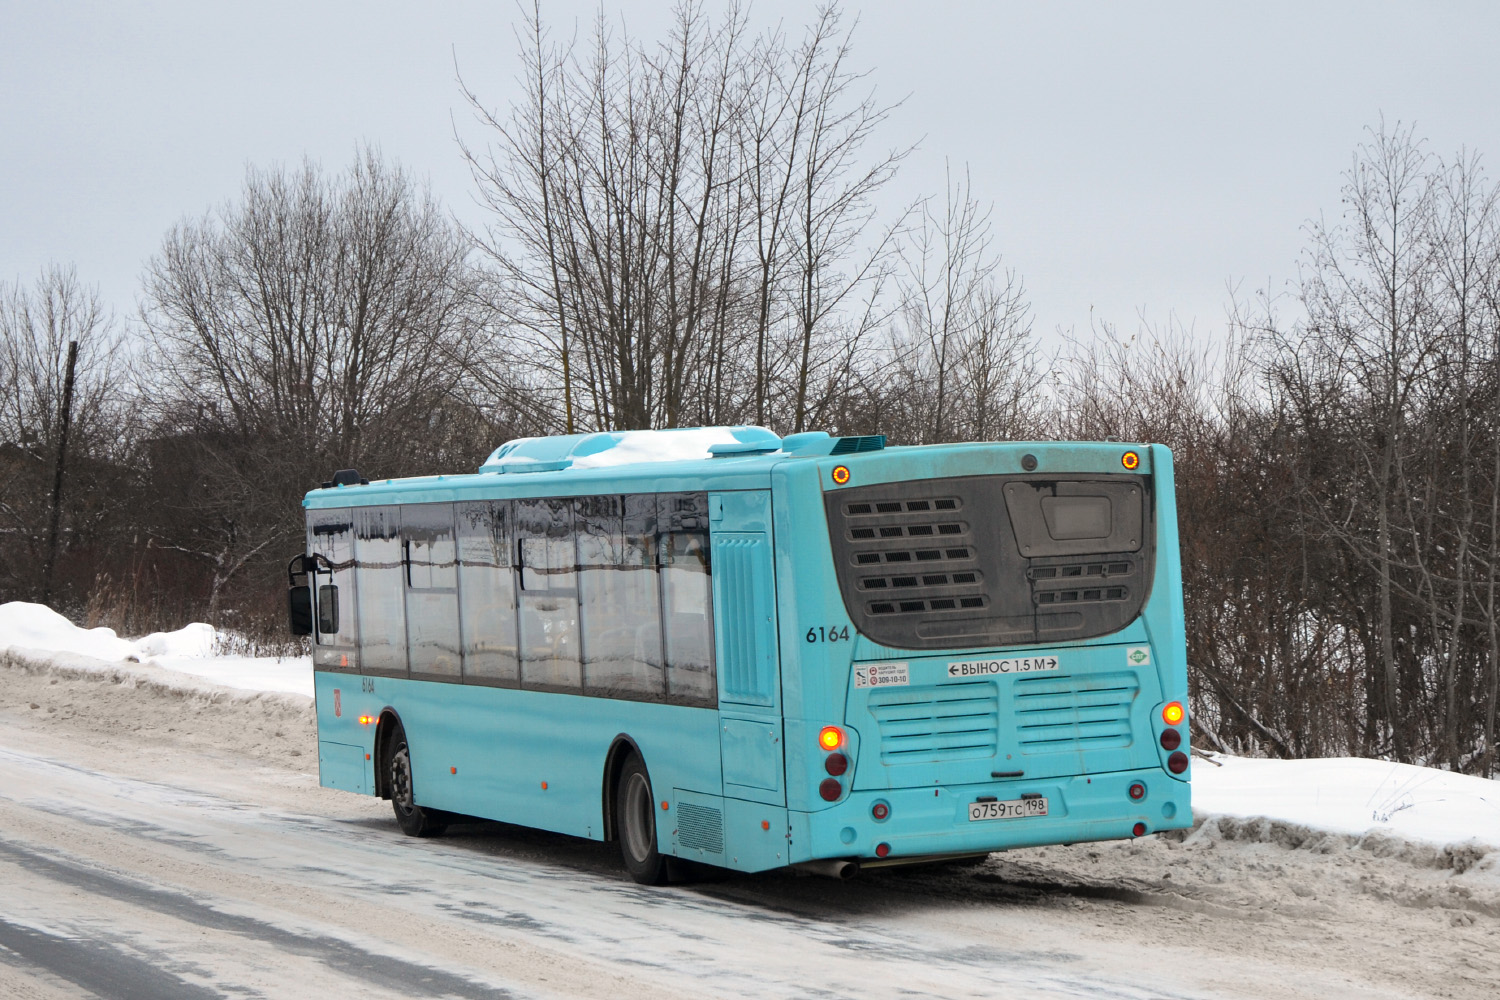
[479,426,782,474]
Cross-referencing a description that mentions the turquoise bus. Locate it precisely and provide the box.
[288,427,1192,883]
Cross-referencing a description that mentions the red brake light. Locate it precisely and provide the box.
[819,778,842,801]
[1160,728,1182,751]
[824,752,848,776]
[1168,751,1189,774]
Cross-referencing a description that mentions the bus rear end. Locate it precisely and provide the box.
[775,442,1190,867]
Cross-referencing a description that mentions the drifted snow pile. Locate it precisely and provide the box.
[1191,754,1498,859]
[1,600,1495,854]
[0,601,312,698]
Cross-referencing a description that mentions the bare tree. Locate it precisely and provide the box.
[458,0,903,435]
[886,163,1043,444]
[0,265,123,602]
[139,148,486,621]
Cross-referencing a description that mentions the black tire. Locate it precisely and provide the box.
[616,755,668,885]
[386,721,446,838]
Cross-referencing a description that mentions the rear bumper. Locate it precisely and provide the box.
[791,766,1191,864]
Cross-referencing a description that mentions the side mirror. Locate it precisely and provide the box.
[288,585,313,636]
[318,584,340,634]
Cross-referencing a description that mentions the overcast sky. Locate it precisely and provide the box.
[5,1,1500,349]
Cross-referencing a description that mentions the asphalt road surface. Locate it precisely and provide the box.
[1,657,1494,999]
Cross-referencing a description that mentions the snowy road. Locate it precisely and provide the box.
[1,657,1495,999]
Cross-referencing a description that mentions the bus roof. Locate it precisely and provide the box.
[301,427,1152,509]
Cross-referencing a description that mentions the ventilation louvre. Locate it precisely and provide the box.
[869,681,998,762]
[830,434,888,454]
[677,803,724,852]
[1013,671,1140,751]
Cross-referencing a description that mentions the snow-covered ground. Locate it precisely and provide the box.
[1,600,1495,853]
[0,601,313,698]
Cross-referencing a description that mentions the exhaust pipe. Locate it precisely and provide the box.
[793,858,860,880]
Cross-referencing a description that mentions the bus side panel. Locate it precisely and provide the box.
[1139,445,1192,793]
[315,673,722,841]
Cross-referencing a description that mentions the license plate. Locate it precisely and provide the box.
[968,797,1049,821]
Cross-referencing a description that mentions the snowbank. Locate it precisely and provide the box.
[0,602,312,698]
[1192,753,1499,852]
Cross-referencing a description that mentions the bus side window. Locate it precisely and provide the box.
[577,494,665,700]
[456,500,520,687]
[515,497,582,693]
[308,510,358,666]
[402,502,460,681]
[659,492,715,707]
[355,505,408,677]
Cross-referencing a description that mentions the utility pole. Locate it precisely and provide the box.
[40,340,79,607]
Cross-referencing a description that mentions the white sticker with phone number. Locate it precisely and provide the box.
[854,662,909,688]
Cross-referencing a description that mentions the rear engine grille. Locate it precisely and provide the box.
[1013,670,1139,751]
[869,681,998,762]
[1029,559,1135,608]
[841,496,984,618]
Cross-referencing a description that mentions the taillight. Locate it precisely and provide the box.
[1128,782,1146,801]
[1167,751,1189,774]
[871,801,890,821]
[824,752,848,776]
[819,778,842,801]
[1160,728,1181,751]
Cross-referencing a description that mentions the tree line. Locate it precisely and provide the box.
[2,3,1496,774]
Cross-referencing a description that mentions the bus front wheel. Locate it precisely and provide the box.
[616,755,668,885]
[386,722,446,838]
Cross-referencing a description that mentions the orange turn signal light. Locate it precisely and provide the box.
[831,465,851,485]
[1122,450,1140,470]
[1162,701,1185,725]
[818,725,845,751]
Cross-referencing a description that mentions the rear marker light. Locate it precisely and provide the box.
[1168,751,1189,774]
[1128,782,1146,801]
[819,778,843,802]
[818,726,845,751]
[875,842,891,858]
[1132,822,1147,837]
[1160,728,1182,751]
[832,465,851,485]
[450,766,457,775]
[1162,702,1185,725]
[761,820,770,830]
[541,781,548,790]
[871,802,890,821]
[824,752,849,776]
[1122,450,1140,470]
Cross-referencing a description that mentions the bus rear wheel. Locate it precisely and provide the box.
[386,722,446,838]
[616,755,668,885]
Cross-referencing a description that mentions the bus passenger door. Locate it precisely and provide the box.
[711,491,785,807]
